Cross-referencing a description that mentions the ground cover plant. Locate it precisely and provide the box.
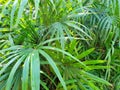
[0,0,120,90]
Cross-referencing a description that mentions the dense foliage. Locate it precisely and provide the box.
[0,0,120,90]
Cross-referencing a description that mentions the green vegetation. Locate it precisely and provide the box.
[0,0,120,90]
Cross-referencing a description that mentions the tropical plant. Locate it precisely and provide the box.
[1,0,120,90]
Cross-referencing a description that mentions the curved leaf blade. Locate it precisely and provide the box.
[39,49,67,90]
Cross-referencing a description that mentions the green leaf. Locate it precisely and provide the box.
[8,34,14,46]
[78,82,86,90]
[16,0,28,25]
[10,0,18,29]
[6,55,26,90]
[87,66,110,70]
[40,80,49,90]
[76,48,95,59]
[40,46,86,67]
[34,0,40,18]
[12,71,21,90]
[81,70,112,86]
[0,80,7,90]
[65,21,92,39]
[30,50,40,90]
[1,52,19,64]
[0,0,11,20]
[0,55,20,76]
[40,71,56,87]
[39,49,67,90]
[83,60,106,65]
[0,73,9,82]
[22,55,30,90]
[0,46,22,53]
